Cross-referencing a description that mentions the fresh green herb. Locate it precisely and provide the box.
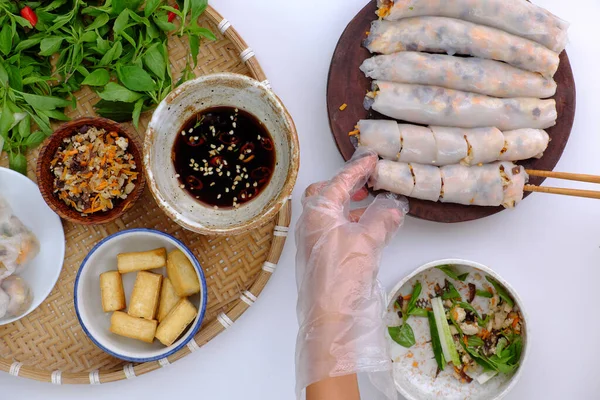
[456,301,479,316]
[477,313,491,328]
[0,0,215,173]
[442,280,462,300]
[467,336,485,347]
[404,281,422,320]
[476,289,494,298]
[486,276,514,308]
[437,265,469,282]
[388,324,416,348]
[428,310,446,371]
[460,333,522,375]
[408,307,429,318]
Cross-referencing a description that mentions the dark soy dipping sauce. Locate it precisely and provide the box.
[172,106,275,208]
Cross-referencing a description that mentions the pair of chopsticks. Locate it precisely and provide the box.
[525,169,600,199]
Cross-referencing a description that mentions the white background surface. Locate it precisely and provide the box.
[2,0,599,399]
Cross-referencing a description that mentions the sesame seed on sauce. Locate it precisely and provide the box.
[172,106,274,208]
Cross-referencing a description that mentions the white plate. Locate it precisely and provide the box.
[0,167,65,325]
[386,259,529,400]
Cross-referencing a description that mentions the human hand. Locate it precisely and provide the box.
[295,148,408,399]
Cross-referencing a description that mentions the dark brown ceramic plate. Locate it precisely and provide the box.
[36,117,146,225]
[326,0,576,223]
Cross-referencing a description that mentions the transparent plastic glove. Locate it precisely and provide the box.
[295,148,409,399]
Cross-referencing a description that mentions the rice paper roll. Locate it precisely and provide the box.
[367,82,557,130]
[360,52,557,99]
[463,128,505,166]
[409,163,441,202]
[430,127,468,166]
[499,129,550,161]
[377,0,569,53]
[470,165,504,206]
[358,119,400,160]
[398,124,436,164]
[365,18,559,78]
[440,164,477,205]
[370,159,414,196]
[499,162,528,208]
[0,196,40,280]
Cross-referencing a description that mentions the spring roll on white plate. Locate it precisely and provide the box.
[376,0,569,53]
[365,17,559,78]
[370,160,528,208]
[365,82,557,131]
[359,120,550,166]
[360,52,557,99]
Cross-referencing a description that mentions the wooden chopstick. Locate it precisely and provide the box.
[524,185,600,199]
[524,169,600,199]
[525,169,600,184]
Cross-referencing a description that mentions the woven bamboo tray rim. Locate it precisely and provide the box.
[0,5,292,384]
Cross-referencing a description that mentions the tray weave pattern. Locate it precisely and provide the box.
[0,6,290,384]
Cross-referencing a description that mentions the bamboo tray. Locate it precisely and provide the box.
[0,6,292,384]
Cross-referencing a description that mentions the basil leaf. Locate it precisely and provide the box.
[86,14,110,31]
[42,110,70,121]
[153,14,175,32]
[408,307,429,318]
[437,265,469,282]
[456,302,480,319]
[388,324,416,348]
[188,25,216,41]
[39,37,64,56]
[81,31,97,43]
[17,115,30,138]
[404,280,422,321]
[145,0,161,17]
[476,289,493,298]
[0,62,8,86]
[6,65,22,91]
[468,336,485,347]
[15,37,43,52]
[13,15,33,29]
[143,44,166,80]
[146,21,159,40]
[21,93,71,111]
[94,99,137,121]
[113,0,143,14]
[189,33,199,67]
[99,41,123,66]
[114,10,131,36]
[477,313,491,328]
[486,276,514,308]
[118,65,157,92]
[442,280,462,300]
[0,103,15,138]
[128,9,151,26]
[0,25,13,56]
[8,152,27,175]
[98,82,144,103]
[132,98,144,128]
[190,0,208,21]
[24,131,46,149]
[82,69,110,86]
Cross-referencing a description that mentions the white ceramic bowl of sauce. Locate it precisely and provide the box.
[144,73,299,235]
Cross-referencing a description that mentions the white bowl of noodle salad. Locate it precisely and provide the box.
[385,259,529,400]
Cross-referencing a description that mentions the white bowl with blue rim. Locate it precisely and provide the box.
[385,259,529,400]
[74,228,207,362]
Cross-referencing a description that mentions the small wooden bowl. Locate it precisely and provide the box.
[36,117,146,225]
